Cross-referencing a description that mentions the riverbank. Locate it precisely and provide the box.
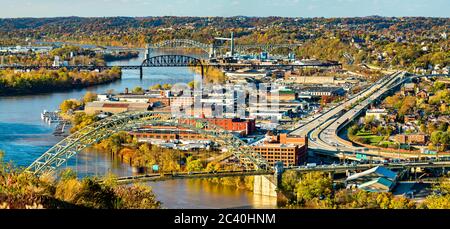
[0,157,161,209]
[0,67,122,96]
[102,51,139,61]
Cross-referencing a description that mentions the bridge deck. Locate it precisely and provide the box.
[113,161,450,184]
[115,170,273,184]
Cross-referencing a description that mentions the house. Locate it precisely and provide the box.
[365,108,388,121]
[387,112,398,122]
[404,115,417,123]
[416,90,429,99]
[394,134,428,145]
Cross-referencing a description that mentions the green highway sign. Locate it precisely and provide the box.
[356,153,368,160]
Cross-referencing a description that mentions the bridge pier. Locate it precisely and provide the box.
[253,175,278,197]
[253,162,283,197]
[139,66,143,79]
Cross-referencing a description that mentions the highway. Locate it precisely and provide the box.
[291,71,407,160]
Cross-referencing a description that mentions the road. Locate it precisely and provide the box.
[291,71,407,160]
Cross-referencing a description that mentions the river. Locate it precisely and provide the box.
[0,51,277,209]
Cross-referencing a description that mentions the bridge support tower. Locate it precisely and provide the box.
[145,44,151,60]
[253,162,283,197]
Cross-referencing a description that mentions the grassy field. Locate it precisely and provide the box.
[356,131,385,144]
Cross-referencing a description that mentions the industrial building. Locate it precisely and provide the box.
[346,166,398,192]
[297,86,346,97]
[84,101,151,115]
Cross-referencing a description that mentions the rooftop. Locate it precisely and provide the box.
[346,166,397,182]
[358,177,395,192]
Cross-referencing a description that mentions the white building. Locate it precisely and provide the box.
[365,108,388,121]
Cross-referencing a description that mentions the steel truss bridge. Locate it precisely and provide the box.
[115,160,450,184]
[0,54,341,79]
[147,39,302,57]
[26,111,269,176]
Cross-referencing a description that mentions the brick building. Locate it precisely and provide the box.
[178,118,256,136]
[252,133,308,167]
[252,144,306,167]
[394,134,428,145]
[130,126,207,142]
[130,118,256,143]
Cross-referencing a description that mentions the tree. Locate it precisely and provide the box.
[295,172,333,204]
[162,83,172,90]
[440,132,450,150]
[280,170,300,193]
[205,162,221,172]
[185,156,203,172]
[419,124,427,133]
[187,81,196,89]
[138,143,157,167]
[132,86,144,94]
[398,96,416,116]
[60,99,82,113]
[424,195,450,209]
[83,91,97,104]
[150,84,162,90]
[431,131,443,145]
[348,124,359,136]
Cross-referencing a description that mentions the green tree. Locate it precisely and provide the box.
[431,131,443,145]
[132,86,144,94]
[280,170,300,193]
[185,156,203,172]
[150,84,162,90]
[205,162,221,172]
[296,172,333,204]
[60,99,82,113]
[162,83,172,90]
[423,195,450,209]
[83,91,97,104]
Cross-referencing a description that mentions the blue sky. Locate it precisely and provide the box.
[0,0,448,18]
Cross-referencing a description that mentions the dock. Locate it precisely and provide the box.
[41,110,71,137]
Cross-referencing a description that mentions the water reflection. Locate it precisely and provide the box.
[148,179,277,209]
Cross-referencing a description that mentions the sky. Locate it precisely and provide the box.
[0,0,449,18]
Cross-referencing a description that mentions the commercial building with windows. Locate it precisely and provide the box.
[252,144,305,167]
[251,133,308,167]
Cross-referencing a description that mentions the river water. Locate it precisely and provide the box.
[0,51,277,209]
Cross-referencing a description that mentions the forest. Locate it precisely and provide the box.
[0,67,121,95]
